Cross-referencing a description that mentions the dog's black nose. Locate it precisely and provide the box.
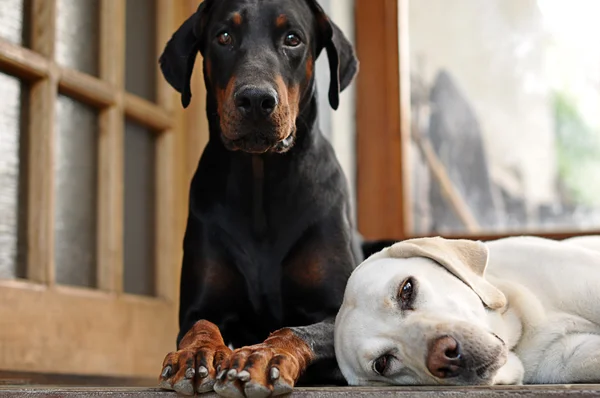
[235,86,278,119]
[426,336,463,378]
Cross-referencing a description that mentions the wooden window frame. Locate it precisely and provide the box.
[355,0,600,242]
[0,0,207,381]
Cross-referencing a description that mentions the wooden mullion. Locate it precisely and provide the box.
[124,93,173,131]
[31,0,56,58]
[97,0,125,293]
[153,0,177,302]
[25,0,57,285]
[58,68,116,108]
[0,39,49,80]
[0,40,118,107]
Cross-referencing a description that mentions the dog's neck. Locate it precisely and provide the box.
[483,278,547,351]
[203,79,321,233]
[251,155,267,237]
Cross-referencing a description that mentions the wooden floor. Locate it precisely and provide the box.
[2,385,600,397]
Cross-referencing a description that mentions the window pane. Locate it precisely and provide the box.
[408,0,600,235]
[0,73,26,279]
[0,0,25,45]
[125,0,157,101]
[123,121,155,296]
[54,95,98,287]
[56,0,99,75]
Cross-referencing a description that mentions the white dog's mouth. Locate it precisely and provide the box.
[427,332,508,384]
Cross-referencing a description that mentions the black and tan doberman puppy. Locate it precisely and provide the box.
[157,0,375,396]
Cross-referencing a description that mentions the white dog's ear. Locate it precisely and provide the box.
[387,237,506,309]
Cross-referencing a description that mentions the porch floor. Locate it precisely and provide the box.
[2,385,600,397]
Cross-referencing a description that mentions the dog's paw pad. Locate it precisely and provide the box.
[244,382,271,398]
[273,379,293,396]
[214,381,245,398]
[173,378,195,396]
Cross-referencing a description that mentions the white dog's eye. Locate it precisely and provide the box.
[373,354,392,375]
[398,277,416,310]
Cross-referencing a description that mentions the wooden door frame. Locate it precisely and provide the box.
[355,0,409,241]
[354,0,600,242]
[0,0,207,383]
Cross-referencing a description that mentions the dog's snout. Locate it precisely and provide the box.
[427,336,463,378]
[234,86,278,119]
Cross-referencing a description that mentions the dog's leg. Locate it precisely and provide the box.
[492,351,524,385]
[214,318,336,398]
[529,333,600,383]
[159,320,233,395]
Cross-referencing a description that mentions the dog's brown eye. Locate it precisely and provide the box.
[398,277,415,309]
[373,355,391,375]
[217,32,232,46]
[284,33,301,47]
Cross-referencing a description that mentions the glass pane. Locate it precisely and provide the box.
[125,0,157,101]
[0,73,26,279]
[55,0,100,75]
[54,95,98,287]
[0,0,24,45]
[408,0,600,235]
[123,121,156,296]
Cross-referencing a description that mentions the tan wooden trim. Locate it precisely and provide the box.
[152,0,178,302]
[0,280,169,306]
[0,39,49,80]
[25,0,57,284]
[96,105,124,293]
[31,0,56,58]
[154,131,176,302]
[123,93,173,132]
[96,0,126,293]
[0,370,155,388]
[156,0,175,114]
[408,229,600,242]
[355,0,405,240]
[58,68,116,108]
[0,40,116,107]
[0,283,177,378]
[397,0,413,236]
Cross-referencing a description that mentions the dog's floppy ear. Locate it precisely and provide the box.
[387,237,507,310]
[306,1,359,110]
[159,1,211,108]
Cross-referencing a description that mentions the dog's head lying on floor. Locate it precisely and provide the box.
[334,237,510,386]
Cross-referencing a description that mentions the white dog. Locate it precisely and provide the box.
[334,235,600,386]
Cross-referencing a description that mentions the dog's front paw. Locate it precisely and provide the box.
[158,320,232,395]
[214,329,313,398]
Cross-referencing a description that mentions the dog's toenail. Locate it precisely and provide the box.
[227,369,237,380]
[270,367,280,380]
[237,370,250,382]
[185,367,195,379]
[217,370,226,380]
[198,366,208,378]
[161,366,172,378]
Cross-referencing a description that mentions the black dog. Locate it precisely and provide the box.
[157,1,389,396]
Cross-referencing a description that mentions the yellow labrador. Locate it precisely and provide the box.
[334,235,600,386]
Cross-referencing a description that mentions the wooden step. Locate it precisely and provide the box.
[1,385,600,397]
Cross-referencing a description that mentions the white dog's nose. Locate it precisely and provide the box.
[426,336,462,378]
